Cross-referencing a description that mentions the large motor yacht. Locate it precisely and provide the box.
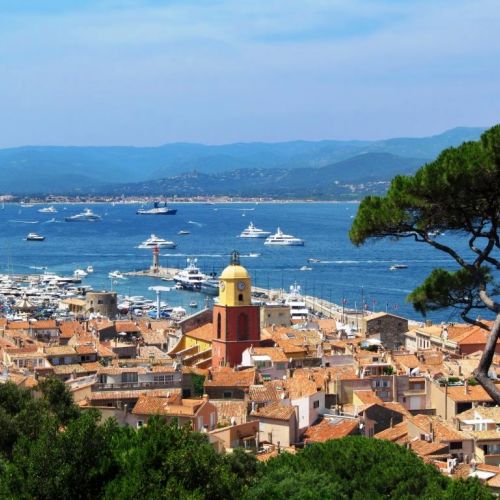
[38,206,58,213]
[239,222,271,238]
[284,283,309,321]
[65,208,101,222]
[264,227,304,246]
[136,201,177,215]
[173,258,209,291]
[138,234,176,249]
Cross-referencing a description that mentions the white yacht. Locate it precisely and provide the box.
[138,234,176,249]
[136,201,177,215]
[173,258,209,291]
[26,232,45,241]
[284,283,309,321]
[389,264,408,271]
[38,206,58,213]
[65,208,101,222]
[73,269,88,278]
[264,227,304,246]
[239,222,271,238]
[86,265,94,273]
[109,270,126,280]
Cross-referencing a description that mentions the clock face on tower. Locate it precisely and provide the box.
[237,281,246,291]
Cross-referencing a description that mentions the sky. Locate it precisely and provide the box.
[0,0,499,147]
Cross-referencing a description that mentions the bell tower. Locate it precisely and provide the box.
[212,251,260,367]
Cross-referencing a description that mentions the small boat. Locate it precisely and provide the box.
[26,232,45,241]
[189,301,198,308]
[265,228,304,246]
[300,266,312,271]
[38,206,58,213]
[138,234,176,249]
[177,230,190,236]
[239,222,271,238]
[108,271,126,279]
[389,264,408,271]
[65,208,101,222]
[86,265,94,273]
[248,252,261,258]
[20,202,34,208]
[307,258,321,263]
[74,269,88,278]
[136,201,177,215]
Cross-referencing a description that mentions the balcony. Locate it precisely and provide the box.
[93,380,179,391]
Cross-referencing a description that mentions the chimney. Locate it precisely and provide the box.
[464,380,469,395]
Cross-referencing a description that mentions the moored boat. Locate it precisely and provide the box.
[26,232,45,241]
[136,201,177,215]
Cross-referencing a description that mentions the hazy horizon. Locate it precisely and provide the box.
[1,1,499,147]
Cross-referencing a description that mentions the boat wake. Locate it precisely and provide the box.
[160,253,224,258]
[9,220,39,224]
[188,221,203,226]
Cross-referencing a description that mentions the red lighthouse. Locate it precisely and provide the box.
[212,251,260,367]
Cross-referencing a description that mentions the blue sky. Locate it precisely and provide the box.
[0,0,499,146]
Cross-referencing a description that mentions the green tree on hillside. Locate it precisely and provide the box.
[246,437,492,499]
[350,125,500,402]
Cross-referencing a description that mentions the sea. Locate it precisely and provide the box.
[0,202,473,323]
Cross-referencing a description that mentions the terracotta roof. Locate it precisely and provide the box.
[205,367,256,388]
[132,394,204,416]
[353,390,383,405]
[248,384,280,403]
[210,399,248,424]
[250,401,295,421]
[251,347,288,363]
[374,421,408,442]
[411,414,469,443]
[30,320,58,329]
[75,345,97,355]
[382,402,412,418]
[409,439,449,457]
[115,321,141,333]
[456,406,500,422]
[88,388,173,401]
[287,376,318,400]
[185,323,213,342]
[364,312,407,322]
[7,321,30,330]
[44,346,77,356]
[59,321,86,338]
[392,353,420,370]
[304,418,358,443]
[443,384,493,403]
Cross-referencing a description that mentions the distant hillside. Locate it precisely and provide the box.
[99,152,426,199]
[0,127,485,195]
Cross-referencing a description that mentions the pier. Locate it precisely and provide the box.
[124,267,181,281]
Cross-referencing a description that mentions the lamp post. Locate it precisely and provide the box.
[148,286,171,320]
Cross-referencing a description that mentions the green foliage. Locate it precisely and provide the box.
[38,376,81,424]
[350,125,500,317]
[0,385,493,499]
[246,437,493,499]
[383,366,395,375]
[192,373,206,397]
[104,417,241,499]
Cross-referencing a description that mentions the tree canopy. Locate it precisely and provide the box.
[350,125,500,401]
[0,381,493,498]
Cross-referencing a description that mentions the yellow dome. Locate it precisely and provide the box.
[220,264,249,280]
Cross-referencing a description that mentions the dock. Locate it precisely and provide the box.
[124,267,181,281]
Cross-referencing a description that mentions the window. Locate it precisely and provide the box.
[122,372,138,383]
[238,313,249,341]
[313,400,320,409]
[238,294,243,302]
[449,442,462,451]
[154,374,174,383]
[98,300,103,305]
[137,420,144,428]
[217,313,221,339]
[223,391,233,399]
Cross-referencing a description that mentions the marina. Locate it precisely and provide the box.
[0,201,465,323]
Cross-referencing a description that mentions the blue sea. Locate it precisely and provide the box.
[0,202,472,322]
